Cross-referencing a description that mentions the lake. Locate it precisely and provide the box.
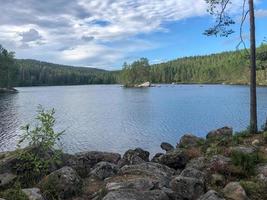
[1,84,267,155]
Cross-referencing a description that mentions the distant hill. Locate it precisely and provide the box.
[14,44,267,87]
[15,59,118,86]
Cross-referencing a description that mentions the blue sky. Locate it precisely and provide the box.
[0,0,266,70]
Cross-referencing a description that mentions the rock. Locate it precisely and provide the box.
[207,155,231,173]
[66,151,121,177]
[180,167,206,183]
[22,188,44,200]
[135,82,151,88]
[103,189,169,200]
[160,143,174,152]
[170,176,205,200]
[252,139,260,146]
[178,134,204,148]
[158,149,189,170]
[0,173,17,189]
[198,190,225,200]
[118,162,175,188]
[207,127,233,140]
[118,148,149,167]
[223,182,248,200]
[151,153,164,163]
[38,166,82,199]
[256,163,267,182]
[106,177,155,191]
[0,151,19,174]
[211,174,225,187]
[230,146,256,154]
[186,157,208,171]
[90,161,119,180]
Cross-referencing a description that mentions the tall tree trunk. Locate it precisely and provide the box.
[249,0,258,133]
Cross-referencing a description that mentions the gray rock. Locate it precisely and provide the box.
[90,161,119,180]
[158,149,189,170]
[103,189,169,200]
[180,167,206,183]
[231,146,256,154]
[256,163,267,182]
[207,155,231,173]
[170,176,205,200]
[22,188,44,200]
[118,148,149,167]
[38,166,82,199]
[160,143,174,152]
[198,190,225,200]
[186,157,208,171]
[106,177,155,191]
[66,151,121,177]
[223,182,248,200]
[211,174,225,187]
[151,153,164,163]
[119,162,175,188]
[178,134,204,148]
[207,127,233,140]
[0,173,17,189]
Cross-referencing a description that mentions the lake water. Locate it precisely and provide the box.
[1,84,267,155]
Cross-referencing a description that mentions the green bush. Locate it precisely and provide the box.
[16,106,64,186]
[240,180,267,200]
[231,151,262,176]
[0,183,28,200]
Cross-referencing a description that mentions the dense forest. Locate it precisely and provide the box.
[15,59,118,86]
[1,44,267,88]
[121,44,267,86]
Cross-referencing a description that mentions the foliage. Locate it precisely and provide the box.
[240,180,267,200]
[120,58,150,87]
[231,150,262,175]
[16,106,64,186]
[0,182,28,200]
[0,45,17,88]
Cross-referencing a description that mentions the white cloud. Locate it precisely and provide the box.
[0,0,249,69]
[255,9,267,18]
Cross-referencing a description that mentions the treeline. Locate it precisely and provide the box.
[15,59,117,86]
[1,44,267,88]
[121,44,267,86]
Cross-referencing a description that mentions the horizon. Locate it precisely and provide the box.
[1,0,267,70]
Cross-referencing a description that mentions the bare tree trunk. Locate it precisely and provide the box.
[249,0,258,133]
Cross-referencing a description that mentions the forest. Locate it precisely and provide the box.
[0,44,267,88]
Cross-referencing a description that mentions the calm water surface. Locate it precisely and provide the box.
[1,84,267,155]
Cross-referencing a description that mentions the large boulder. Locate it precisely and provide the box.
[230,146,256,154]
[89,161,119,180]
[151,153,164,163]
[103,189,169,200]
[66,151,121,177]
[106,177,155,191]
[198,190,225,200]
[118,148,149,167]
[158,149,189,170]
[206,127,233,140]
[207,155,231,174]
[186,157,209,171]
[180,167,206,183]
[118,162,175,189]
[223,182,248,200]
[0,173,17,189]
[256,163,267,182]
[170,176,205,200]
[38,166,82,200]
[22,188,44,200]
[178,134,204,148]
[160,143,174,152]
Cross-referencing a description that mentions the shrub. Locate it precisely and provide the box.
[16,106,64,186]
[0,182,28,200]
[231,151,262,176]
[240,180,267,200]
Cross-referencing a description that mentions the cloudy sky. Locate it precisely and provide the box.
[0,0,267,70]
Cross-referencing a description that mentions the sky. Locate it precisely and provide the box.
[0,0,267,70]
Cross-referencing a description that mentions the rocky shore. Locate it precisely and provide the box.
[1,127,267,200]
